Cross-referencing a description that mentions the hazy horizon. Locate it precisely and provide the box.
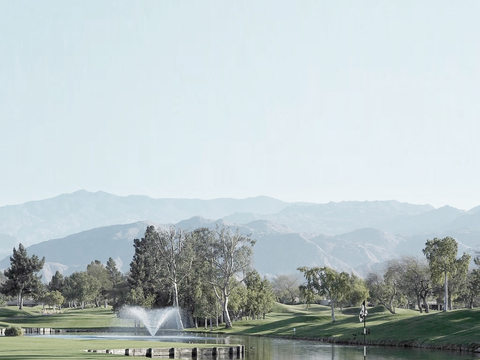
[0,188,467,211]
[2,1,479,210]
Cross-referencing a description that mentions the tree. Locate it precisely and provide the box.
[272,274,301,304]
[183,239,218,328]
[243,270,274,319]
[257,277,275,319]
[48,271,64,293]
[86,260,111,307]
[63,271,101,309]
[343,273,369,308]
[195,226,255,329]
[45,291,65,312]
[1,244,45,309]
[35,283,49,312]
[446,253,471,309]
[423,237,467,311]
[365,264,403,314]
[106,257,123,306]
[128,227,163,306]
[298,266,350,322]
[399,256,431,313]
[148,226,194,308]
[228,283,247,322]
[461,268,480,309]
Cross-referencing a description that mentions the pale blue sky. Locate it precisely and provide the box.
[1,1,480,210]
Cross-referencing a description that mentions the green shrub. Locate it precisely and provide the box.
[4,326,23,336]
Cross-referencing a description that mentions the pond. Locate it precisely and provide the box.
[229,335,480,360]
[34,332,480,360]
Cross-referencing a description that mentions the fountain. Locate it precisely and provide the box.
[118,306,184,336]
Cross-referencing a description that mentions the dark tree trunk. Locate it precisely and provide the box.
[422,296,429,313]
[18,290,25,310]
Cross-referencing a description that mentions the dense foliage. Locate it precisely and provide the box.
[125,225,264,328]
[366,236,474,313]
[4,230,480,329]
[0,244,44,309]
[298,266,368,322]
[4,326,23,336]
[0,225,271,328]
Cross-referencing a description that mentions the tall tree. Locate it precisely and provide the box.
[256,277,275,319]
[272,274,301,304]
[381,257,432,312]
[423,236,465,311]
[461,268,480,309]
[397,256,432,313]
[365,264,402,314]
[45,291,65,312]
[48,270,64,293]
[148,226,194,308]
[63,271,101,309]
[343,273,369,308]
[244,270,263,319]
[298,266,350,322]
[1,244,45,309]
[86,260,111,307]
[128,227,162,305]
[195,226,255,329]
[106,257,123,306]
[446,253,471,309]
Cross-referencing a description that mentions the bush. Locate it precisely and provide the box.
[4,326,23,336]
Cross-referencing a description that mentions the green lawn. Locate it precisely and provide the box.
[0,306,126,330]
[191,303,480,351]
[1,303,480,358]
[0,306,187,359]
[0,337,194,360]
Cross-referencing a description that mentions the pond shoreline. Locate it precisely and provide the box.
[206,331,480,354]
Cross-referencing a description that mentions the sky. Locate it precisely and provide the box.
[1,1,480,210]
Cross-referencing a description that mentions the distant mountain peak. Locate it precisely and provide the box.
[176,216,215,230]
[245,220,292,234]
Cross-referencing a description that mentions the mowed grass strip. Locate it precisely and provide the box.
[0,306,126,330]
[0,306,219,359]
[0,337,196,360]
[192,303,480,350]
[2,303,480,355]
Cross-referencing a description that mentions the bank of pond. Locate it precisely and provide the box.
[1,331,480,360]
[1,303,480,359]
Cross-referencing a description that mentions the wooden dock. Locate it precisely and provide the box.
[87,345,245,358]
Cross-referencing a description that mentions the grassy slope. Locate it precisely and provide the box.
[0,306,126,330]
[192,303,480,351]
[0,337,194,360]
[0,306,192,360]
[2,303,480,357]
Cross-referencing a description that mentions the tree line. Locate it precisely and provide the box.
[367,236,475,314]
[3,229,477,327]
[296,236,480,322]
[0,226,276,328]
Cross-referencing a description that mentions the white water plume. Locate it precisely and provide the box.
[119,306,184,336]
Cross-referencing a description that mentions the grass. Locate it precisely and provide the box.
[2,303,480,358]
[0,306,126,330]
[190,303,480,352]
[0,306,194,359]
[0,337,194,360]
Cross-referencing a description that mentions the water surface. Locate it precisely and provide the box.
[34,332,480,360]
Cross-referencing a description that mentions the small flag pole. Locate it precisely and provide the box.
[359,300,368,360]
[363,312,366,360]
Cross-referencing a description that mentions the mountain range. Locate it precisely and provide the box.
[0,190,479,281]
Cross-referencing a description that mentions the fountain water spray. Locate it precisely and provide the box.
[119,306,184,336]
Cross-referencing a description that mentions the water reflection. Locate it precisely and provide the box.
[227,336,480,360]
[31,331,480,360]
